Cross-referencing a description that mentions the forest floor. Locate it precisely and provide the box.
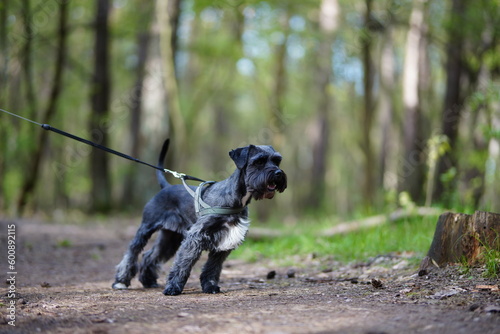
[1,218,500,334]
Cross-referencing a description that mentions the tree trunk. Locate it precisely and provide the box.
[21,0,37,120]
[306,0,339,209]
[399,0,427,203]
[121,31,151,207]
[157,0,186,161]
[0,0,7,98]
[210,8,244,174]
[0,0,7,211]
[168,0,181,74]
[432,0,466,204]
[461,19,498,208]
[89,0,112,213]
[378,24,395,189]
[361,0,376,210]
[420,211,500,269]
[270,8,289,147]
[483,106,500,209]
[17,0,68,215]
[460,65,489,208]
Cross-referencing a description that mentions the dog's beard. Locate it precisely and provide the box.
[247,169,287,200]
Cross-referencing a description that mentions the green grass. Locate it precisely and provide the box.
[457,232,500,279]
[232,214,439,265]
[476,232,500,278]
[483,248,500,278]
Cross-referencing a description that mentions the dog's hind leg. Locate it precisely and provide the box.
[200,250,231,294]
[139,229,183,288]
[112,222,160,289]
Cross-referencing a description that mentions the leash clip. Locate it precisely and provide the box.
[164,168,186,179]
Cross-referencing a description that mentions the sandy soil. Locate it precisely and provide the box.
[1,218,499,334]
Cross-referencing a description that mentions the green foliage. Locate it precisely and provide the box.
[440,167,457,185]
[457,231,500,279]
[483,248,500,279]
[479,230,500,279]
[232,214,438,265]
[427,135,450,165]
[1,0,500,217]
[425,135,450,207]
[458,255,472,276]
[398,192,416,210]
[3,170,22,213]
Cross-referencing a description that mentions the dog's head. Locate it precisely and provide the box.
[229,145,287,200]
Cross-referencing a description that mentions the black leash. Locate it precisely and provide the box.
[0,108,205,183]
[1,108,246,216]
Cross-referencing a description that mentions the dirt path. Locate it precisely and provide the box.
[1,218,499,334]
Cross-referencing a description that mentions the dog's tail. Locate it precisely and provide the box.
[157,139,170,189]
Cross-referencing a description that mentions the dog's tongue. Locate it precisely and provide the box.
[267,183,276,191]
[264,184,276,199]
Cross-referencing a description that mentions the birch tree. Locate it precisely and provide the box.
[305,0,339,209]
[399,0,428,203]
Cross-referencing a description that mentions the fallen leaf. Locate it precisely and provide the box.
[371,279,383,289]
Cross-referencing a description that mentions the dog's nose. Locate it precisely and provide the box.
[274,170,283,177]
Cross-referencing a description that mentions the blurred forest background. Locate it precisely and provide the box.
[0,0,500,222]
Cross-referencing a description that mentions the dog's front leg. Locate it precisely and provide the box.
[163,234,203,296]
[200,250,231,294]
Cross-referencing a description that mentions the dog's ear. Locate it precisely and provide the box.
[229,145,254,169]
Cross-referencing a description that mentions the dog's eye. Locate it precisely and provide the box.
[254,157,266,166]
[271,156,282,166]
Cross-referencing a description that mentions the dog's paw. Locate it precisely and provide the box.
[203,285,221,294]
[112,282,129,290]
[163,284,182,296]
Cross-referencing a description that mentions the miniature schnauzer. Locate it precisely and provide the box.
[112,139,287,295]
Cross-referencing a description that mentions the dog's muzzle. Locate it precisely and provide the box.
[263,169,287,199]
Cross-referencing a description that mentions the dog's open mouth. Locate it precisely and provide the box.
[263,183,277,199]
[267,183,277,192]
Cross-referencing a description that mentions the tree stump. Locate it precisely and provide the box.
[420,211,500,271]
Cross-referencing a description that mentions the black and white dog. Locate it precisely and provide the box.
[112,139,287,295]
